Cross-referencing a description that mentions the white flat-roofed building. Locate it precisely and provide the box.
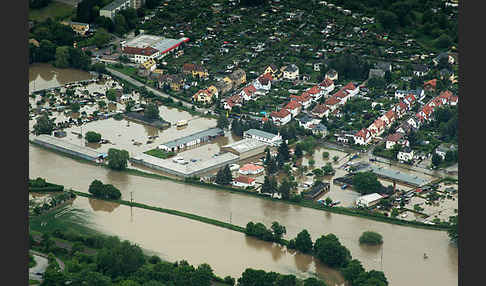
[356,193,383,208]
[121,35,190,63]
[243,129,282,146]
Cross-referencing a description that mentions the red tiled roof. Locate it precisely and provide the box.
[422,105,434,116]
[325,96,341,105]
[343,82,356,91]
[193,89,211,100]
[334,90,347,98]
[404,93,416,103]
[373,118,385,129]
[307,85,321,94]
[386,133,403,142]
[398,101,407,111]
[123,46,158,56]
[234,176,255,184]
[385,110,397,121]
[261,73,273,81]
[424,79,437,88]
[285,100,302,110]
[271,109,291,118]
[312,104,329,114]
[242,85,257,96]
[355,128,370,139]
[319,78,334,87]
[240,164,264,172]
[439,90,453,100]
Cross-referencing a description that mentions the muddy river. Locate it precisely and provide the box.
[29,144,458,286]
[66,196,345,285]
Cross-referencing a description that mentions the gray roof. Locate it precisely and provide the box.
[375,62,391,71]
[160,128,223,149]
[368,69,385,78]
[101,0,129,11]
[33,135,104,159]
[244,129,279,140]
[222,138,267,153]
[313,123,327,131]
[413,64,429,72]
[364,165,429,187]
[284,64,299,72]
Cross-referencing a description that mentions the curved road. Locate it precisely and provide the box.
[29,254,48,282]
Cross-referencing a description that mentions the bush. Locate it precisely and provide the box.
[85,131,102,143]
[359,231,383,245]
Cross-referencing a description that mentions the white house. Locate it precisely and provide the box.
[281,64,300,80]
[253,76,271,91]
[290,93,313,109]
[239,164,265,175]
[397,147,414,162]
[356,193,382,207]
[412,65,429,77]
[435,143,456,160]
[297,114,321,129]
[243,129,283,146]
[284,100,302,117]
[354,128,372,145]
[270,109,292,126]
[232,176,256,188]
[386,133,410,149]
[319,78,335,94]
[239,85,257,101]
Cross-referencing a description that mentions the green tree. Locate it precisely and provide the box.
[448,215,458,244]
[294,230,313,254]
[216,165,232,185]
[432,153,442,167]
[322,163,334,175]
[332,155,339,162]
[98,100,107,109]
[85,131,102,143]
[96,239,145,278]
[261,176,274,195]
[92,28,111,48]
[278,179,291,200]
[435,34,452,50]
[217,112,230,129]
[33,112,54,135]
[107,148,130,170]
[391,208,399,217]
[324,197,333,206]
[144,103,160,120]
[278,140,290,162]
[303,277,327,286]
[294,144,303,158]
[71,102,81,112]
[359,231,383,245]
[224,276,236,286]
[271,221,287,242]
[106,89,118,102]
[314,234,351,268]
[342,259,365,283]
[54,46,70,68]
[322,152,329,159]
[352,172,383,194]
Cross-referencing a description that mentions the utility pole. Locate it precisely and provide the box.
[130,191,133,222]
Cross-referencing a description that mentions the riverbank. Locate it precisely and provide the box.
[29,139,451,230]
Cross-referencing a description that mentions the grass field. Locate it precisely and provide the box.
[29,279,40,285]
[144,148,176,159]
[29,2,75,22]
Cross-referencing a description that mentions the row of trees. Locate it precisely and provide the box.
[245,221,287,243]
[85,131,102,143]
[215,164,233,185]
[88,179,122,200]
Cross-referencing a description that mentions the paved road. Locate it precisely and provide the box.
[106,67,211,114]
[29,254,48,282]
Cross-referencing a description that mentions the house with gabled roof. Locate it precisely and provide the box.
[290,93,313,109]
[264,64,278,76]
[253,75,271,91]
[354,128,372,145]
[232,175,256,188]
[312,104,330,118]
[239,85,257,101]
[386,133,410,149]
[424,79,437,91]
[319,78,335,93]
[284,100,302,117]
[281,64,299,80]
[369,118,386,136]
[396,121,413,135]
[193,89,214,104]
[270,109,292,126]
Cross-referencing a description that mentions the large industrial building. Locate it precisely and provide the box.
[121,35,190,63]
[243,129,283,146]
[130,152,239,178]
[32,135,105,162]
[157,128,224,153]
[100,0,145,19]
[364,165,430,187]
[220,138,268,159]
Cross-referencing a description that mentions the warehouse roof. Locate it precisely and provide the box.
[364,165,429,187]
[159,128,223,149]
[101,0,128,11]
[357,193,382,204]
[222,138,267,153]
[244,129,280,140]
[33,135,104,159]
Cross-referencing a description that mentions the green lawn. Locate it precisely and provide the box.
[144,149,176,159]
[29,280,40,285]
[29,2,75,22]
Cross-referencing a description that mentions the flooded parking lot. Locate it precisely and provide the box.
[29,63,95,92]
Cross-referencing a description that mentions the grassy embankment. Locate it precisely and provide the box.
[143,149,176,159]
[29,2,74,22]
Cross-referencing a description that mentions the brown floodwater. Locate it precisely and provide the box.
[69,196,345,285]
[29,63,94,92]
[29,144,458,286]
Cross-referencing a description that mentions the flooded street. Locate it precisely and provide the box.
[68,196,345,285]
[29,144,458,286]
